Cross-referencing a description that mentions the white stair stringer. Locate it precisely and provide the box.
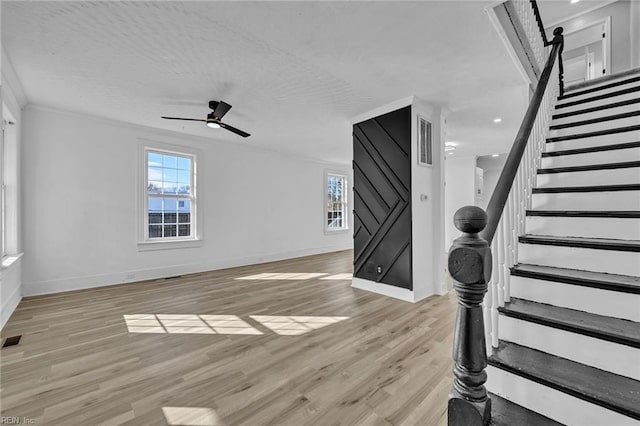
[510,275,640,322]
[499,315,640,380]
[485,366,639,426]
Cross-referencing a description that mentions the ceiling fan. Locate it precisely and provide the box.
[161,100,250,138]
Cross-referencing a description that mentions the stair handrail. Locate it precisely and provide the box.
[447,10,565,426]
[481,29,563,244]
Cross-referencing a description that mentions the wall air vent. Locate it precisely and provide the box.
[418,116,433,166]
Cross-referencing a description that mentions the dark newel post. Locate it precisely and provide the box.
[447,206,492,426]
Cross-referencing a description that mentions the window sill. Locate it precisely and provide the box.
[137,239,203,252]
[1,252,24,270]
[325,228,349,235]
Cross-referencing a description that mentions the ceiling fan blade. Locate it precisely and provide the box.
[161,116,206,122]
[212,101,232,119]
[219,121,250,138]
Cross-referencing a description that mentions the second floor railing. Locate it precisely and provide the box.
[447,1,565,424]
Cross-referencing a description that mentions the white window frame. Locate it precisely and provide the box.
[137,140,203,251]
[324,171,349,233]
[1,120,7,259]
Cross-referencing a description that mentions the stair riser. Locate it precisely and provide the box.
[499,315,640,380]
[510,276,640,321]
[549,116,640,138]
[546,130,640,151]
[558,81,640,106]
[556,90,640,114]
[486,366,637,425]
[536,167,640,187]
[525,216,640,240]
[552,102,640,126]
[517,243,640,276]
[541,147,640,168]
[531,191,640,211]
[509,275,640,322]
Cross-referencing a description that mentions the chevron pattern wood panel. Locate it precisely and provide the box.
[353,106,412,290]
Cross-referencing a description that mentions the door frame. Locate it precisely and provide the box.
[563,16,611,78]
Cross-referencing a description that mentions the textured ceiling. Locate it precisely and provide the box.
[2,1,529,163]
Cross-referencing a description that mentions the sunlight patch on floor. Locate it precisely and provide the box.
[249,315,350,335]
[124,314,262,335]
[319,273,353,280]
[162,406,223,426]
[235,272,329,280]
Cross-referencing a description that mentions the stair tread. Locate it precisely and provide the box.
[556,85,640,110]
[489,341,640,421]
[541,141,640,157]
[512,263,640,294]
[489,392,563,426]
[550,110,640,130]
[499,298,640,348]
[526,210,640,218]
[519,234,640,252]
[546,124,640,143]
[553,98,640,120]
[532,183,640,193]
[559,75,640,100]
[537,160,640,174]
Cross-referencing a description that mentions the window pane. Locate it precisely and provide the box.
[148,181,162,194]
[148,166,163,182]
[177,156,191,171]
[178,213,190,223]
[177,184,190,195]
[326,174,346,230]
[178,224,191,237]
[149,225,163,238]
[177,169,190,185]
[162,182,177,194]
[163,168,177,183]
[164,224,177,237]
[162,154,178,169]
[148,152,163,167]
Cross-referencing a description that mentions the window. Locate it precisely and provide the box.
[1,122,6,258]
[418,116,433,166]
[326,173,348,231]
[144,148,196,241]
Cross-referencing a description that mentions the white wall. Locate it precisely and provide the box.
[1,48,26,328]
[412,98,446,299]
[21,105,353,296]
[444,155,477,250]
[631,0,640,68]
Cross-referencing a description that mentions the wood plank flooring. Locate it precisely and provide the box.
[0,250,456,425]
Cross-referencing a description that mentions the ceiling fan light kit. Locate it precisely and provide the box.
[161,100,250,137]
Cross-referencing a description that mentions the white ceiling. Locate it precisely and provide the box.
[2,1,532,164]
[537,0,618,27]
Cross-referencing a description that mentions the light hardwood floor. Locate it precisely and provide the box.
[0,250,455,425]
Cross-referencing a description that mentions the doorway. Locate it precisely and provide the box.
[562,17,611,84]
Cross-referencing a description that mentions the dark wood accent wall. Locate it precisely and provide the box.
[353,106,412,290]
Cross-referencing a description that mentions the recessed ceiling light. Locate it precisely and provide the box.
[492,154,499,157]
[444,146,456,152]
[493,118,502,123]
[448,152,454,155]
[445,141,459,147]
[571,0,580,4]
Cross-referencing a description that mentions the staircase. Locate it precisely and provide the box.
[485,70,640,425]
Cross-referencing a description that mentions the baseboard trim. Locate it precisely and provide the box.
[351,277,426,303]
[23,244,353,296]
